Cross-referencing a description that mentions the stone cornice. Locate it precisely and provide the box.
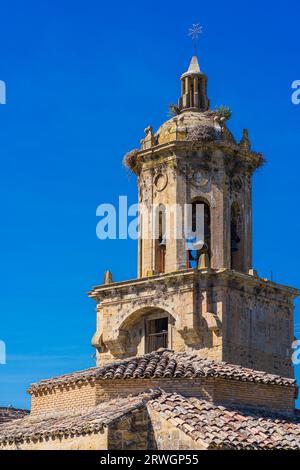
[88,268,195,300]
[134,140,264,172]
[88,268,300,301]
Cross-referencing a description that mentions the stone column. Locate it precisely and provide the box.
[194,77,199,108]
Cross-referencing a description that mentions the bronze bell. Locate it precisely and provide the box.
[198,252,210,269]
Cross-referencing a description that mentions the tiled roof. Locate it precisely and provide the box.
[0,390,160,446]
[0,407,29,425]
[28,350,296,394]
[149,392,300,450]
[1,390,300,449]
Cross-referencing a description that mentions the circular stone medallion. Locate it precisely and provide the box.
[154,174,168,192]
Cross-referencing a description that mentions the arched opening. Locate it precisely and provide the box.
[189,80,194,107]
[119,307,174,355]
[187,199,211,269]
[231,202,243,271]
[154,205,166,274]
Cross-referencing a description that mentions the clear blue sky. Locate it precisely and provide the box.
[0,0,299,409]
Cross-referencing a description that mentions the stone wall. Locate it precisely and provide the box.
[147,408,204,450]
[222,276,295,377]
[108,408,150,450]
[92,270,212,364]
[90,269,298,379]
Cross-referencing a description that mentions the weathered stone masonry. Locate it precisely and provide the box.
[1,53,299,451]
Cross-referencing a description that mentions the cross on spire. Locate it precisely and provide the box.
[188,23,203,55]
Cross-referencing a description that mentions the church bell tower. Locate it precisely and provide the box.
[136,55,256,278]
[89,54,299,379]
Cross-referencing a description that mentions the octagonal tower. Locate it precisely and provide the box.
[135,55,261,277]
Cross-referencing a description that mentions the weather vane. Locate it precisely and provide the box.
[188,23,203,55]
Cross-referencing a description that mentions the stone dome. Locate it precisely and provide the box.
[155,110,234,146]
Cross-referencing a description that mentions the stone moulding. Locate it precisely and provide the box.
[88,268,300,301]
[126,138,264,175]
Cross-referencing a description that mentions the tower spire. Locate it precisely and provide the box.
[178,55,209,112]
[178,24,209,112]
[185,55,201,75]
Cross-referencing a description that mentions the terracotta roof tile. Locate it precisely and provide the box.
[2,390,299,449]
[148,392,300,450]
[0,390,160,446]
[28,350,296,394]
[0,408,29,425]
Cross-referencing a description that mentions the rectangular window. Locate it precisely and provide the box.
[145,317,168,353]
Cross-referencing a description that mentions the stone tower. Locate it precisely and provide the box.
[89,56,299,378]
[137,55,254,277]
